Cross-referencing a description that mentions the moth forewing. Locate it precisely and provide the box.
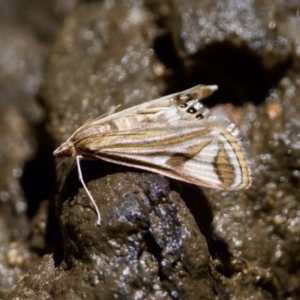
[69,84,218,132]
[75,120,250,190]
[53,85,251,226]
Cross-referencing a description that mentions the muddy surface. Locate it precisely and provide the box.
[1,0,300,299]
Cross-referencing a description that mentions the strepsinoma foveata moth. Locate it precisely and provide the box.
[54,85,251,226]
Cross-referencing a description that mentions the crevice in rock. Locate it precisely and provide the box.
[153,35,292,107]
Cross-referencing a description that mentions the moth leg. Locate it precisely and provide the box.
[76,155,101,226]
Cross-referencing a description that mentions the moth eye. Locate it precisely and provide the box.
[196,113,204,119]
[187,107,197,114]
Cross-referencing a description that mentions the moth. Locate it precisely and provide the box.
[54,85,251,226]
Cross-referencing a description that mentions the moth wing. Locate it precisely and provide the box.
[81,85,217,127]
[88,119,250,190]
[70,84,217,141]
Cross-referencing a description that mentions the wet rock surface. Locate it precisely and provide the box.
[58,173,215,299]
[1,0,300,299]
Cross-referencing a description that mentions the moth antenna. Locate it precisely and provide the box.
[108,104,121,115]
[79,104,122,131]
[76,155,101,226]
[93,104,122,121]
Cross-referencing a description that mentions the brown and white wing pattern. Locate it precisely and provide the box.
[69,85,218,136]
[73,118,250,190]
[54,84,251,225]
[56,84,251,190]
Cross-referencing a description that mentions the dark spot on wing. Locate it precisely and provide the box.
[196,113,204,119]
[188,107,197,114]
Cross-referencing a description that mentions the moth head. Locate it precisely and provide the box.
[53,141,75,158]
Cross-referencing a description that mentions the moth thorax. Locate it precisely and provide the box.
[53,141,75,158]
